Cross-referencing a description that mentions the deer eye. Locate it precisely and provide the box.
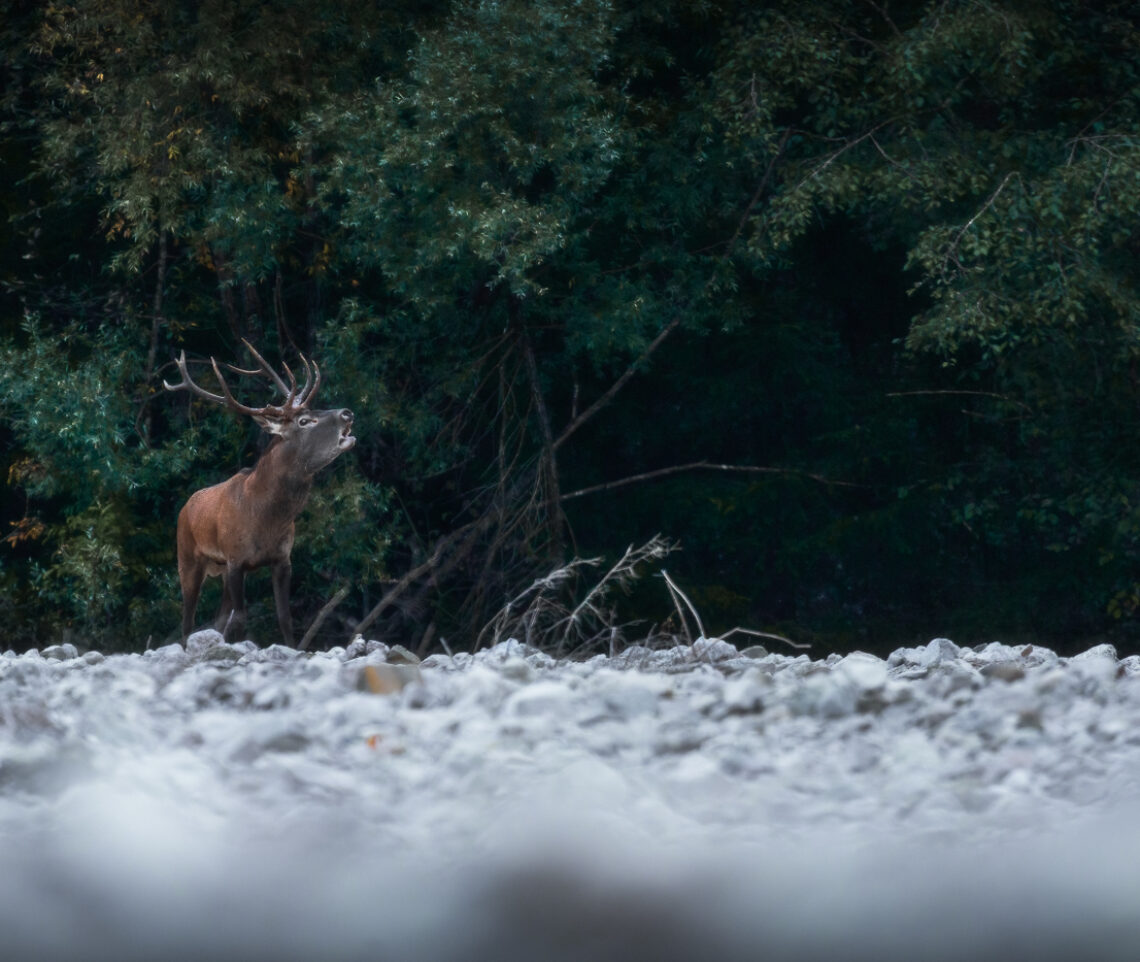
[298,415,316,426]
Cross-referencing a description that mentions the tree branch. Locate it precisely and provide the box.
[726,127,791,256]
[553,315,682,452]
[520,321,566,555]
[298,584,350,651]
[886,389,1031,412]
[560,461,866,502]
[145,231,167,382]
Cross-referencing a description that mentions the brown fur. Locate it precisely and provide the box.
[166,344,355,645]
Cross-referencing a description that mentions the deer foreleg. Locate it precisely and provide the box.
[179,560,207,641]
[272,559,294,647]
[218,564,247,642]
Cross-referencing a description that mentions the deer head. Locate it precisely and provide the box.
[164,340,355,646]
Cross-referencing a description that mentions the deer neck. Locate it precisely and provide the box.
[245,441,314,519]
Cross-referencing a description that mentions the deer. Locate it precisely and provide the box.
[164,340,356,646]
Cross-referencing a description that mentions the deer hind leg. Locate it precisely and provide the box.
[217,563,247,643]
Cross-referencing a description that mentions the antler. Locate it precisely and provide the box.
[163,340,322,418]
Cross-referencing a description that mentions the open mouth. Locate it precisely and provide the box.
[339,420,356,449]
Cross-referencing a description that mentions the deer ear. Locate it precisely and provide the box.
[253,414,288,436]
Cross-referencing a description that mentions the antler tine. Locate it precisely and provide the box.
[294,354,322,409]
[210,358,272,418]
[279,359,301,409]
[163,350,228,405]
[240,338,293,399]
[166,341,319,418]
[164,349,270,416]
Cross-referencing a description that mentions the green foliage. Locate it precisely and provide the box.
[3,0,1140,653]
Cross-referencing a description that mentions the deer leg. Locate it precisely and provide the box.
[219,564,247,643]
[272,559,294,647]
[216,578,232,628]
[179,560,207,641]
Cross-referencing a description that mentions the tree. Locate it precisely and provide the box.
[3,0,1140,653]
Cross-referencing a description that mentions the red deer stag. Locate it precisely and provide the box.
[164,341,355,645]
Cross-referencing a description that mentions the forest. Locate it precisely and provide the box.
[1,0,1138,656]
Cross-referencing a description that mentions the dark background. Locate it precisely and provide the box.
[2,0,1139,655]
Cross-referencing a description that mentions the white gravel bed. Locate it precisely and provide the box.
[1,632,1139,961]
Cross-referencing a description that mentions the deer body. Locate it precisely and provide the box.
[166,342,355,645]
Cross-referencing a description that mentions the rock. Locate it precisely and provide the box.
[199,644,243,665]
[835,652,888,691]
[970,641,1028,664]
[1067,644,1119,686]
[503,680,576,717]
[923,637,961,665]
[261,731,309,753]
[251,684,292,710]
[82,651,104,666]
[690,637,738,662]
[386,644,421,666]
[186,629,225,654]
[259,644,304,662]
[1117,655,1140,677]
[594,672,663,719]
[41,643,79,661]
[357,663,422,695]
[230,729,310,762]
[980,662,1025,683]
[497,657,534,683]
[888,637,961,670]
[420,653,454,670]
[721,669,768,714]
[1071,643,1118,663]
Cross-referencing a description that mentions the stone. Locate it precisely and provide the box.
[835,652,888,691]
[385,644,422,666]
[690,637,738,662]
[199,644,243,665]
[358,663,422,695]
[980,662,1025,683]
[186,629,226,654]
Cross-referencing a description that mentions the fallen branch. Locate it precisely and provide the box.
[721,625,810,650]
[298,584,350,651]
[660,569,705,641]
[662,570,809,651]
[477,536,677,653]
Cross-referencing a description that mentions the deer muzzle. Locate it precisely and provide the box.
[337,409,356,450]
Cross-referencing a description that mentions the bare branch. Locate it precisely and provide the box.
[793,119,898,193]
[476,536,677,653]
[660,569,706,641]
[560,460,865,502]
[726,127,792,256]
[553,316,682,452]
[298,584,350,651]
[720,626,810,650]
[887,389,1031,412]
[520,325,566,554]
[945,171,1018,265]
[858,0,903,38]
